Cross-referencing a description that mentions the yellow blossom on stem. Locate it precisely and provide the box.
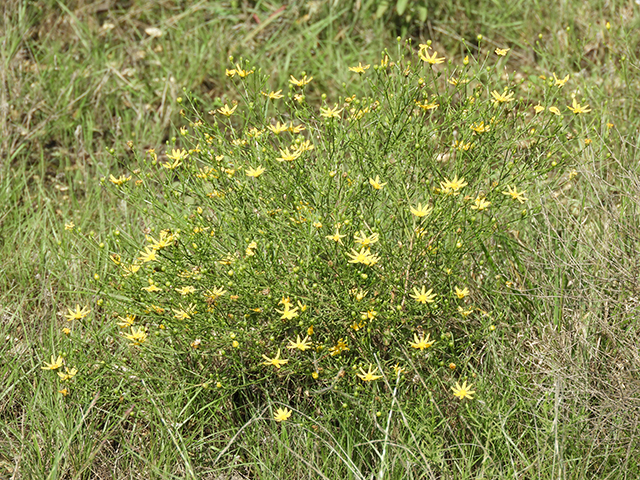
[410,203,432,218]
[495,47,510,56]
[452,380,476,400]
[123,326,148,346]
[354,231,379,247]
[246,165,265,177]
[490,90,515,106]
[470,122,490,133]
[409,332,435,350]
[553,73,570,87]
[274,407,292,422]
[261,90,284,99]
[347,247,379,266]
[217,104,238,117]
[57,366,78,381]
[287,335,312,351]
[440,175,468,195]
[109,174,131,185]
[267,121,289,134]
[470,196,490,211]
[42,354,64,370]
[320,105,343,119]
[502,185,527,203]
[117,314,136,328]
[567,98,591,114]
[276,146,302,162]
[548,106,561,116]
[534,104,545,114]
[289,74,313,87]
[454,286,469,299]
[138,247,157,263]
[276,305,299,321]
[234,64,254,78]
[410,286,436,304]
[329,338,350,356]
[419,49,445,65]
[64,305,91,321]
[357,365,382,381]
[262,349,289,369]
[175,285,196,296]
[326,228,346,244]
[369,175,387,190]
[349,62,370,74]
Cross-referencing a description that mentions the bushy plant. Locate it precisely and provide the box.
[73,42,589,407]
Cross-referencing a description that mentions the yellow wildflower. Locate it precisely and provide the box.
[217,104,237,117]
[502,185,527,203]
[451,380,476,400]
[262,349,289,369]
[409,332,435,350]
[410,286,436,304]
[287,335,312,351]
[274,407,292,422]
[567,98,591,114]
[64,305,90,321]
[261,90,284,99]
[410,203,432,218]
[369,175,387,190]
[357,365,382,381]
[41,354,64,370]
[349,62,370,74]
[289,75,313,87]
[320,105,343,119]
[246,166,265,177]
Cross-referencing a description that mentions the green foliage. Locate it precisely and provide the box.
[92,47,582,404]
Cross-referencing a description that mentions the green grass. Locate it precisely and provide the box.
[2,0,640,478]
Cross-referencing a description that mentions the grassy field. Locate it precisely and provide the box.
[2,0,640,478]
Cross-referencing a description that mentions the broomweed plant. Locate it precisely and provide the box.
[59,46,591,408]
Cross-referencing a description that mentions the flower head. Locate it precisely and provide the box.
[246,166,266,177]
[349,62,370,74]
[274,407,292,422]
[454,286,469,299]
[451,380,476,400]
[440,175,468,195]
[217,104,238,117]
[42,354,64,370]
[320,105,343,119]
[567,98,591,114]
[553,73,570,87]
[261,90,284,99]
[502,185,527,203]
[470,196,490,211]
[57,366,78,381]
[123,326,148,346]
[369,175,387,190]
[410,203,432,218]
[409,332,435,350]
[354,231,379,247]
[289,75,313,87]
[410,286,436,304]
[64,305,91,321]
[347,247,379,266]
[262,349,289,369]
[490,90,515,106]
[287,335,312,351]
[357,365,383,381]
[326,228,346,244]
[419,49,445,65]
[495,47,510,56]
